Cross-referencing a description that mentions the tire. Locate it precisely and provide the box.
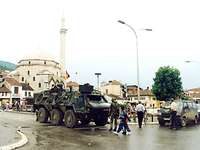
[38,107,49,123]
[51,109,63,125]
[181,117,187,127]
[94,115,108,126]
[64,110,77,128]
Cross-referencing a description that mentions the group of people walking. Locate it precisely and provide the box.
[109,99,146,135]
[1,101,23,112]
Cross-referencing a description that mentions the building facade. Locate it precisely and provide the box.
[0,86,11,106]
[100,80,125,98]
[12,57,65,93]
[185,88,200,102]
[0,77,34,106]
[127,85,158,108]
[21,83,34,101]
[0,77,22,104]
[66,81,79,91]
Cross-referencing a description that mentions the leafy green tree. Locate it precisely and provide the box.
[180,94,190,100]
[152,66,183,101]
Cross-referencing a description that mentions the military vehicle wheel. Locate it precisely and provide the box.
[51,109,63,125]
[94,115,108,126]
[38,107,48,123]
[64,110,77,128]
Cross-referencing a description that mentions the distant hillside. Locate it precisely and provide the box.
[0,60,16,71]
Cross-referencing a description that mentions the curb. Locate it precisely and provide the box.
[3,110,35,115]
[0,130,28,150]
[128,122,159,125]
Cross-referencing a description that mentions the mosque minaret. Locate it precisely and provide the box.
[10,17,69,92]
[60,17,67,78]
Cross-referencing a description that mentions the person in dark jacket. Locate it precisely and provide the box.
[109,98,120,131]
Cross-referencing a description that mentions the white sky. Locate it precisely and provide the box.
[0,0,200,89]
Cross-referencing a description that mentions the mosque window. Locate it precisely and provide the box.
[106,89,108,94]
[28,70,30,75]
[25,91,27,96]
[33,77,35,81]
[39,83,41,88]
[44,61,46,64]
[22,77,24,82]
[29,61,31,64]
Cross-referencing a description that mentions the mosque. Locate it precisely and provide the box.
[10,18,69,93]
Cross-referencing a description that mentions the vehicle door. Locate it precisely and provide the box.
[73,95,86,112]
[191,102,198,120]
[187,102,195,120]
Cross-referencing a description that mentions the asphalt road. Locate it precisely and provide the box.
[1,111,200,150]
[0,121,20,147]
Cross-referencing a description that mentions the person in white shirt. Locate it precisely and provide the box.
[170,100,177,129]
[135,101,145,128]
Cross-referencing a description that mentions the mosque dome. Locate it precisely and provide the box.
[20,50,58,62]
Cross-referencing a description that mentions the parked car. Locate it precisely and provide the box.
[157,100,198,127]
[196,103,200,121]
[146,107,160,115]
[157,102,171,126]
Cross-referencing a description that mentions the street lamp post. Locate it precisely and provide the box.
[185,60,200,64]
[95,73,101,91]
[185,61,192,63]
[118,20,152,102]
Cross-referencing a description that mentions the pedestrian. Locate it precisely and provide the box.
[114,105,131,135]
[5,102,9,111]
[132,105,137,122]
[143,107,148,125]
[170,100,177,129]
[135,101,145,128]
[2,103,6,111]
[16,101,20,112]
[126,102,134,119]
[109,98,120,132]
[123,106,131,135]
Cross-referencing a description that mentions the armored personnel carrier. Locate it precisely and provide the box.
[33,84,110,128]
